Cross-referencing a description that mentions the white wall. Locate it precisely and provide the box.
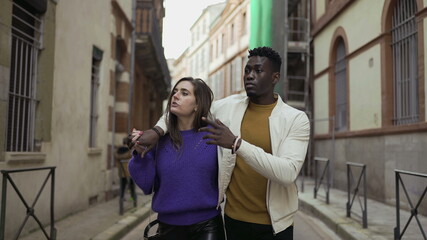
[349,45,382,130]
[52,0,113,216]
[314,75,329,134]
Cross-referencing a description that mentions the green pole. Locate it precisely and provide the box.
[249,0,273,49]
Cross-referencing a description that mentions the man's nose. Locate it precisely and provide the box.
[246,71,254,80]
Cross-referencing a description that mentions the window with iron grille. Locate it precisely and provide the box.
[7,1,43,152]
[89,47,103,148]
[335,38,347,132]
[230,58,242,93]
[391,0,419,125]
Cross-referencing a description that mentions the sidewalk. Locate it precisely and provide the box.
[18,178,426,240]
[298,178,427,240]
[18,191,152,240]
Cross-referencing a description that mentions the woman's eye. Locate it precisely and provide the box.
[183,92,188,96]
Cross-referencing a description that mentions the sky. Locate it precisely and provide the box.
[162,0,226,59]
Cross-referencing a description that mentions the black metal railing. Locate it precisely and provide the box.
[346,162,367,228]
[314,157,330,204]
[1,167,56,240]
[394,169,427,240]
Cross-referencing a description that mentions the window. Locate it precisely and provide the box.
[235,57,242,92]
[230,24,235,43]
[229,63,233,93]
[335,38,347,131]
[90,47,103,148]
[391,0,419,125]
[201,48,205,72]
[230,58,242,93]
[242,12,247,36]
[221,33,225,54]
[7,1,43,152]
[210,43,213,61]
[216,38,219,58]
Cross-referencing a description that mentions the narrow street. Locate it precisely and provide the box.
[121,209,342,240]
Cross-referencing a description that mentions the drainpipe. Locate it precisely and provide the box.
[283,0,289,102]
[128,0,136,132]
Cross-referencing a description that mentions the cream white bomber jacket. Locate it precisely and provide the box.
[156,93,310,234]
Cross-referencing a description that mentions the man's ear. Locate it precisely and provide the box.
[272,72,280,85]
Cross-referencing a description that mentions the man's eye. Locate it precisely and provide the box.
[255,69,262,73]
[244,69,250,73]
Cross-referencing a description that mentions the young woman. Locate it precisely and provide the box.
[128,77,225,240]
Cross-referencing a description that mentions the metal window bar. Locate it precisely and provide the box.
[391,0,419,125]
[346,162,367,228]
[0,167,56,240]
[314,157,330,204]
[394,170,427,240]
[89,61,100,148]
[335,40,347,131]
[11,2,43,48]
[288,75,306,102]
[288,17,308,43]
[7,2,43,152]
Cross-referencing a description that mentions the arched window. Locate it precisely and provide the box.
[391,0,418,125]
[335,38,347,131]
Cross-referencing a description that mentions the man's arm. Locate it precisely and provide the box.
[200,112,310,186]
[237,113,310,185]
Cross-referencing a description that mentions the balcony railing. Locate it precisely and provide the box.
[135,1,170,97]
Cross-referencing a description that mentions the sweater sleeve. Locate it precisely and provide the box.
[128,149,156,195]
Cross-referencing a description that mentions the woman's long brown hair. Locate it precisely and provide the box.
[165,77,213,149]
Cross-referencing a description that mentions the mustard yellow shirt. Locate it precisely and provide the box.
[225,100,276,224]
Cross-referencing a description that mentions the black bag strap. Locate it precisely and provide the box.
[144,144,159,240]
[143,219,159,239]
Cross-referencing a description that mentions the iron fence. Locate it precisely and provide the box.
[314,157,330,204]
[0,167,56,240]
[346,162,367,228]
[394,169,426,240]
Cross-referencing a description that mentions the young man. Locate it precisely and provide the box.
[133,47,310,240]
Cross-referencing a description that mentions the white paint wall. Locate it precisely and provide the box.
[313,0,385,132]
[349,45,382,130]
[52,0,114,216]
[314,75,329,134]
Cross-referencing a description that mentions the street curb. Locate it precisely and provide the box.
[298,193,387,240]
[92,202,151,240]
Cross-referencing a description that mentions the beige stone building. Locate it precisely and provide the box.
[312,0,427,211]
[208,0,250,99]
[188,2,226,83]
[0,0,169,238]
[169,49,189,87]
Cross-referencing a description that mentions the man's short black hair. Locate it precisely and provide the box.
[248,46,282,72]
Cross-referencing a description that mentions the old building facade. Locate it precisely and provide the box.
[312,0,427,211]
[0,0,169,238]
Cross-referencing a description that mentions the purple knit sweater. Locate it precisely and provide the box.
[128,129,220,225]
